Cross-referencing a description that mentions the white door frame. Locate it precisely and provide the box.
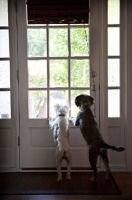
[2,0,131,172]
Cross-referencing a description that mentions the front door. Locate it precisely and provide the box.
[17,0,100,170]
[18,0,126,171]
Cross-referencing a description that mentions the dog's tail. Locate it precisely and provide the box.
[101,142,125,152]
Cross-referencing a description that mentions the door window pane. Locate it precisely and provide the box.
[49,28,68,57]
[0,91,11,118]
[50,90,68,118]
[108,89,120,117]
[0,30,9,57]
[108,0,120,24]
[108,27,120,56]
[71,60,90,87]
[71,90,90,117]
[28,29,47,57]
[50,60,68,87]
[70,28,89,56]
[108,59,120,87]
[0,61,10,88]
[27,25,90,119]
[28,60,47,88]
[29,90,47,118]
[0,0,8,26]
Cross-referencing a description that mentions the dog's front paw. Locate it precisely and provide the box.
[48,117,54,122]
[69,117,75,124]
[48,117,55,128]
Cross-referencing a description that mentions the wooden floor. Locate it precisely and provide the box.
[0,172,132,200]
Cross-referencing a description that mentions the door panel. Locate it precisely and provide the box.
[108,125,125,167]
[0,124,15,168]
[20,122,92,168]
[99,0,126,171]
[0,0,18,171]
[106,117,125,170]
[18,1,99,170]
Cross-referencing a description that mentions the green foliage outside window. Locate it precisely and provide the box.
[28,26,90,118]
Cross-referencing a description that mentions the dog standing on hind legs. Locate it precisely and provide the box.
[71,94,125,182]
[49,104,72,181]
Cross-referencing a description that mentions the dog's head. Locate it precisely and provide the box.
[75,94,94,110]
[54,104,70,117]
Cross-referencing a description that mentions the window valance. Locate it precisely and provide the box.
[27,0,89,24]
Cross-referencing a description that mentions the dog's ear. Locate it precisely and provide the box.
[75,94,84,107]
[54,104,60,110]
[63,105,70,112]
[87,95,94,106]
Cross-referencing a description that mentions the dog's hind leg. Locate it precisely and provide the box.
[89,146,99,182]
[99,148,111,181]
[65,150,72,180]
[56,151,63,181]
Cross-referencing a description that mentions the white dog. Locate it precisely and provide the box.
[49,104,72,181]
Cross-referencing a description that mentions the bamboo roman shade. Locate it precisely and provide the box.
[27,0,89,24]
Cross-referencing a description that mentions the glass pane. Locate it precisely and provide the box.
[29,90,47,118]
[49,90,68,118]
[0,0,8,26]
[108,59,120,87]
[108,27,120,56]
[50,60,68,87]
[49,28,68,57]
[0,30,9,57]
[28,60,47,88]
[28,29,47,57]
[71,60,90,87]
[0,91,11,118]
[108,89,120,117]
[70,28,89,56]
[108,0,120,24]
[71,90,90,117]
[0,61,10,88]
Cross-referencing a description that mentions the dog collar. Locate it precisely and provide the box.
[58,114,65,116]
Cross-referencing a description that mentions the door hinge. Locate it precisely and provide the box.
[15,0,17,12]
[18,136,20,146]
[17,70,19,81]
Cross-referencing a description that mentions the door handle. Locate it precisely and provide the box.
[91,71,97,91]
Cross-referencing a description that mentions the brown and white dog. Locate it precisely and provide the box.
[72,94,125,182]
[49,104,72,181]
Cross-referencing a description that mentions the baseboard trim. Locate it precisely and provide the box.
[110,165,126,172]
[0,168,17,172]
[20,167,94,172]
